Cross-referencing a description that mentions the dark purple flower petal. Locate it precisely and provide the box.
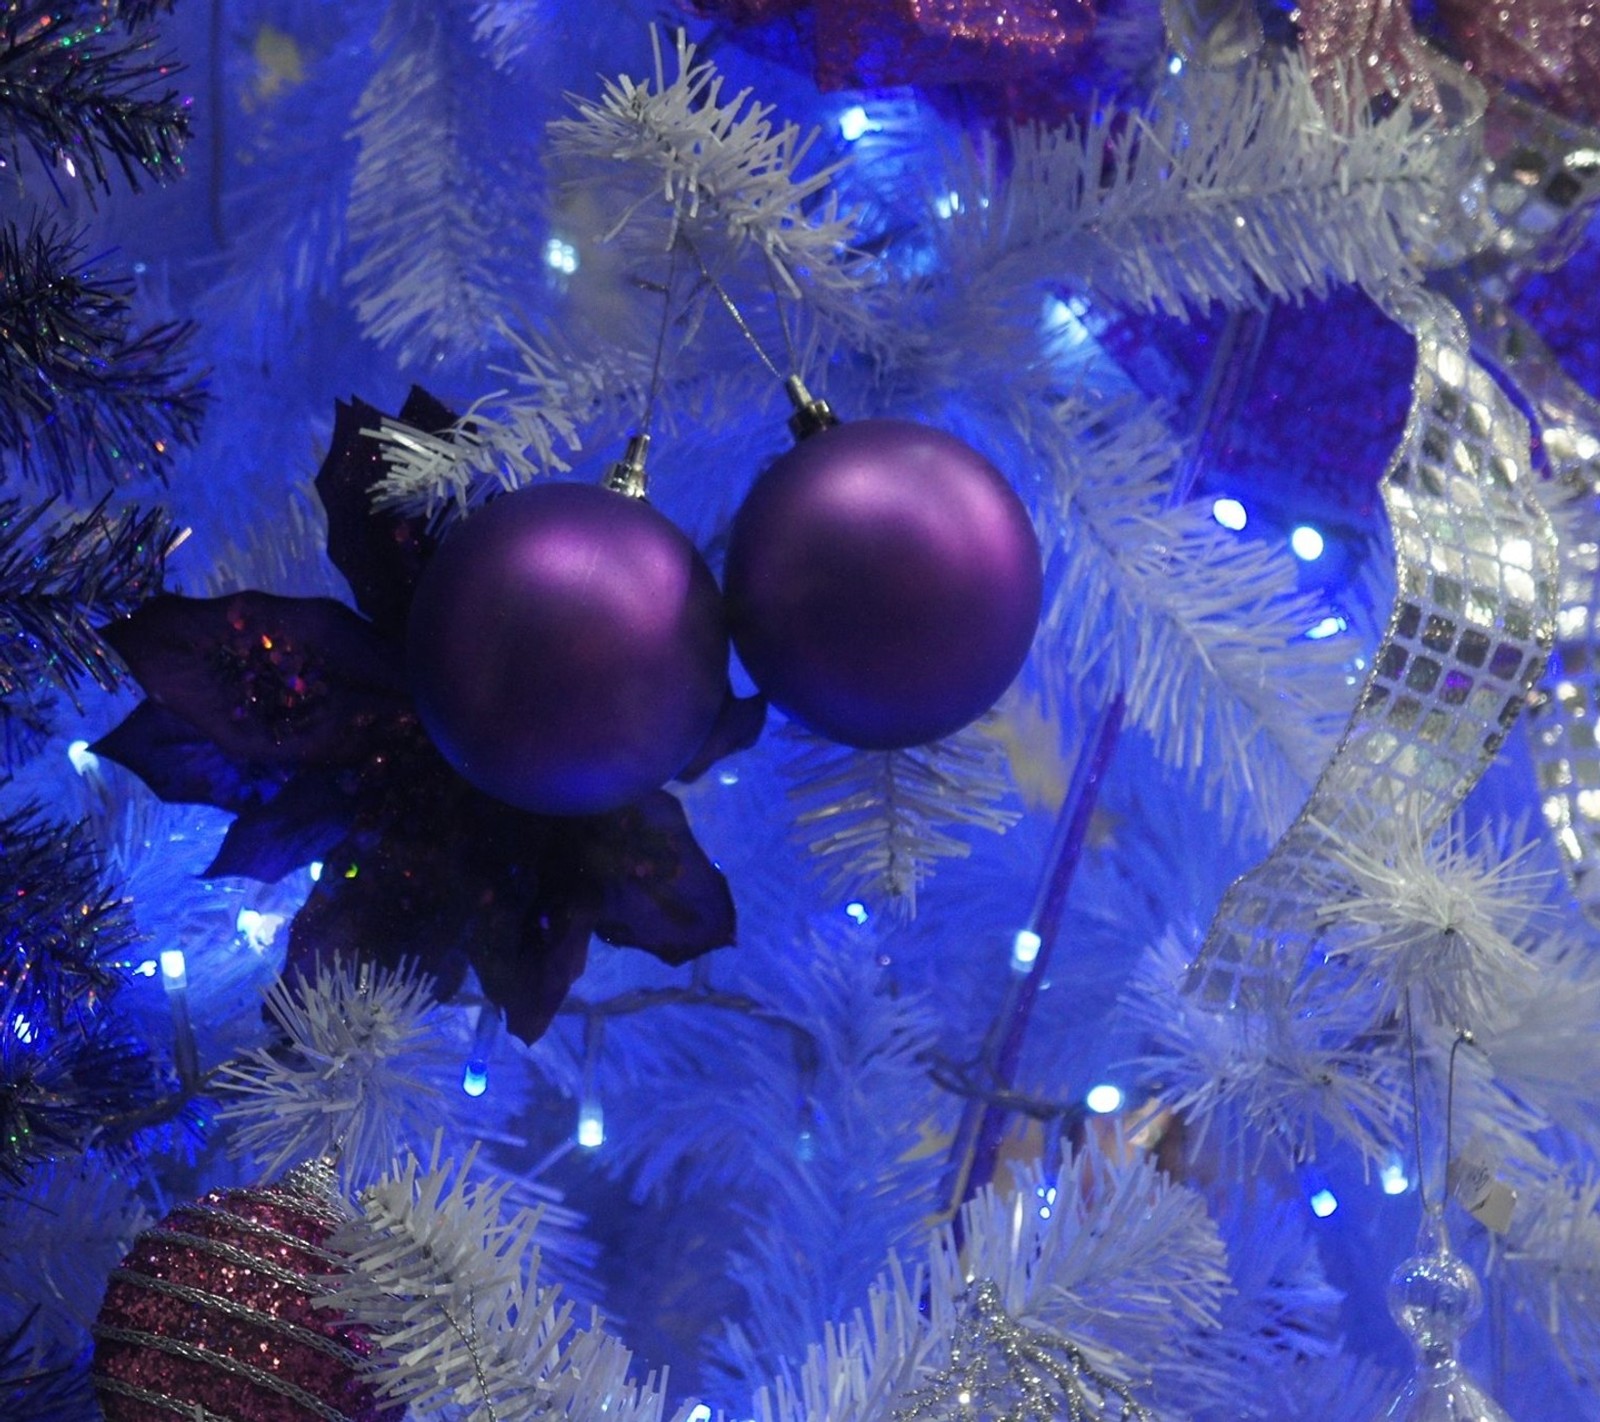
[101,592,409,766]
[283,824,474,1004]
[202,772,359,882]
[315,390,453,637]
[585,791,735,964]
[476,886,596,1045]
[673,687,767,784]
[92,700,287,811]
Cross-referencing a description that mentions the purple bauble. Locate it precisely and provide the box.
[724,418,1041,749]
[407,482,728,815]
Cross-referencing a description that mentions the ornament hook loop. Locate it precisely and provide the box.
[784,375,838,441]
[604,432,652,499]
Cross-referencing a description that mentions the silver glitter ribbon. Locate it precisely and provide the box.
[1187,296,1559,1008]
[892,1280,1152,1422]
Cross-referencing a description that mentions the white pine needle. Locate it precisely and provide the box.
[1127,932,1404,1163]
[369,325,625,517]
[216,960,462,1188]
[943,52,1466,317]
[326,1142,669,1422]
[548,27,879,350]
[1318,807,1548,1024]
[1039,397,1348,838]
[783,719,1021,919]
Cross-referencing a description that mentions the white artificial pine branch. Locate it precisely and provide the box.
[346,0,526,365]
[1126,932,1405,1163]
[942,53,1465,317]
[751,1134,1230,1422]
[327,1142,672,1422]
[0,1158,150,1352]
[1039,397,1348,838]
[216,960,464,1188]
[782,719,1021,919]
[1317,805,1548,1024]
[369,325,629,516]
[1504,1170,1600,1377]
[548,27,881,352]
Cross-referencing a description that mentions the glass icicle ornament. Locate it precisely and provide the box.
[1376,1213,1514,1422]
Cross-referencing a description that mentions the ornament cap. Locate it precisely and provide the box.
[784,375,838,441]
[603,432,652,499]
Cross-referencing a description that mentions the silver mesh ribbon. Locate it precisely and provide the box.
[1186,300,1559,1007]
[1460,298,1600,918]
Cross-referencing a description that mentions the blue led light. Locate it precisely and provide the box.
[1309,1188,1339,1218]
[1290,525,1326,561]
[1305,614,1347,640]
[1211,497,1247,531]
[1011,928,1042,971]
[838,105,870,141]
[462,1060,489,1097]
[577,1101,605,1149]
[1085,1083,1124,1114]
[845,901,869,925]
[1381,1161,1410,1195]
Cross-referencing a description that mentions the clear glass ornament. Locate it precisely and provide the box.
[1377,1215,1514,1422]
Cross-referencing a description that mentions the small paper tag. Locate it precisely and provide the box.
[1448,1141,1518,1235]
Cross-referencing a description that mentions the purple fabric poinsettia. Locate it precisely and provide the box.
[95,389,762,1043]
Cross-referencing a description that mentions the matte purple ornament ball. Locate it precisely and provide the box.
[724,418,1042,749]
[407,482,728,816]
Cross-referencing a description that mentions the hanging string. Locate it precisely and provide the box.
[762,247,802,377]
[1403,988,1431,1211]
[640,240,681,438]
[1444,1027,1475,1188]
[678,230,785,381]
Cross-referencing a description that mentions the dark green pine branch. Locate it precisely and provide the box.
[114,0,179,27]
[0,803,141,1034]
[0,1016,166,1182]
[0,0,189,194]
[0,496,170,707]
[0,221,205,491]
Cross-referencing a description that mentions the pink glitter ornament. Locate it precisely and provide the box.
[92,1160,389,1422]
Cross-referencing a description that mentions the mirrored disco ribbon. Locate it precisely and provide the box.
[1458,296,1600,919]
[1186,295,1559,1009]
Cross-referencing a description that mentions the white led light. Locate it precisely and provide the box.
[845,901,869,925]
[134,959,158,978]
[158,948,187,984]
[1211,497,1248,531]
[1167,54,1184,73]
[1305,614,1347,640]
[1309,1188,1339,1218]
[1290,524,1326,561]
[935,191,962,219]
[1011,928,1043,971]
[577,1101,605,1149]
[67,739,100,775]
[838,105,870,141]
[309,860,324,882]
[1380,1162,1410,1196]
[462,1061,489,1098]
[12,1014,35,1044]
[1085,1083,1124,1114]
[543,237,579,275]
